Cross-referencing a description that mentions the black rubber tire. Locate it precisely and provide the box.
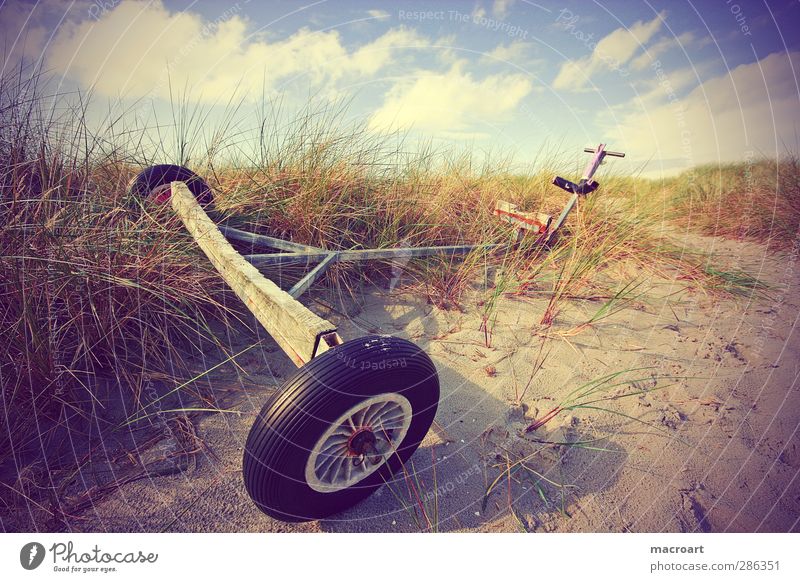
[243,335,439,522]
[128,164,213,206]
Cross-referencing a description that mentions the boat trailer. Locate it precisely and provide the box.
[130,143,624,522]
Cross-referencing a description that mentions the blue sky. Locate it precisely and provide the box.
[3,0,799,176]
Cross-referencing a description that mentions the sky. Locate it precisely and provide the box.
[2,0,799,177]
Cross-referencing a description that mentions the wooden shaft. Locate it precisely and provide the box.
[170,182,337,367]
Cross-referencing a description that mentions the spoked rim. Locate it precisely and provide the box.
[304,393,413,493]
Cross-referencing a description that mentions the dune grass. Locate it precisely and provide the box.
[633,158,800,248]
[0,74,241,519]
[1,70,794,526]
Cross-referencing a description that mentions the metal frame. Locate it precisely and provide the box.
[237,241,498,298]
[168,182,494,367]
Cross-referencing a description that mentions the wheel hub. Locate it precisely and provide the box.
[347,428,377,456]
[304,393,413,493]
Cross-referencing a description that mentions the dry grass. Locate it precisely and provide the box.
[0,73,239,522]
[637,158,800,248]
[1,70,794,528]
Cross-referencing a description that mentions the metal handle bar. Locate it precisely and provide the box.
[584,147,625,158]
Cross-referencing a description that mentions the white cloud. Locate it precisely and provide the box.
[349,27,430,77]
[369,63,533,135]
[629,32,697,71]
[434,34,460,66]
[604,51,800,167]
[492,0,516,19]
[632,66,701,106]
[553,12,665,90]
[484,41,532,63]
[45,0,429,102]
[367,9,391,21]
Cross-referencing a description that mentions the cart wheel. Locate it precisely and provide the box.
[243,335,439,522]
[128,164,213,206]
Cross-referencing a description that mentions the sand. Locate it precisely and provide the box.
[40,230,800,533]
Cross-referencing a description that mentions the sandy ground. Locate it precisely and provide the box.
[51,230,800,533]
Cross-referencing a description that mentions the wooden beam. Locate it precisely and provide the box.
[493,200,550,233]
[170,182,336,366]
